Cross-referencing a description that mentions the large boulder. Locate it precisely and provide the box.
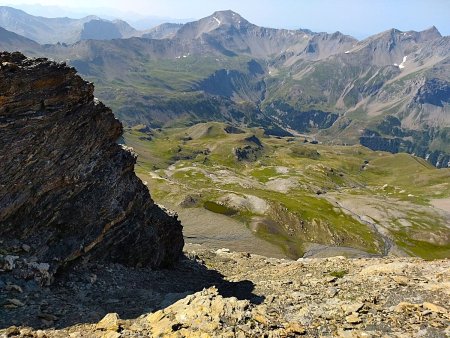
[0,52,183,277]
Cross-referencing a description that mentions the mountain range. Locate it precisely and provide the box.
[0,6,147,44]
[0,8,449,167]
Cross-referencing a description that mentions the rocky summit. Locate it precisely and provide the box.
[0,52,183,283]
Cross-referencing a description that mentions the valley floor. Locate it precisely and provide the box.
[125,122,450,260]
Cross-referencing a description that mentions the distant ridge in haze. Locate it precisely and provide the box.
[0,6,147,44]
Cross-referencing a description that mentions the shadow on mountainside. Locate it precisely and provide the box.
[0,254,264,330]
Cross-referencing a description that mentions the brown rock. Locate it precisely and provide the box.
[342,303,364,315]
[285,322,306,335]
[146,287,249,337]
[392,275,409,286]
[101,332,121,338]
[394,302,420,313]
[96,313,120,332]
[422,302,448,315]
[345,312,362,324]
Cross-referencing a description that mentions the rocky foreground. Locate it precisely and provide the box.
[1,244,448,337]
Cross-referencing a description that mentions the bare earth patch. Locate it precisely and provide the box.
[431,198,450,213]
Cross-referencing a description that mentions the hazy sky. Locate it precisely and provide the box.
[4,0,450,38]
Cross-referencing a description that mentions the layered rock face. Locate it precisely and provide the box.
[0,52,183,275]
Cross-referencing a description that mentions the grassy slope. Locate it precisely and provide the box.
[124,122,450,259]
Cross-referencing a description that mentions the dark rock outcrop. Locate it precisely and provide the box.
[235,135,263,161]
[0,52,183,277]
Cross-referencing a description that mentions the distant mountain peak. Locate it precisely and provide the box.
[211,10,245,22]
[207,10,249,27]
[175,10,252,40]
[420,25,442,39]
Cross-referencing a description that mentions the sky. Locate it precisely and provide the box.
[3,0,450,38]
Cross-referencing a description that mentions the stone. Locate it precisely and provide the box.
[101,332,121,338]
[5,284,23,293]
[215,248,231,254]
[422,302,447,314]
[96,313,120,332]
[285,322,306,335]
[0,243,449,337]
[35,330,47,338]
[6,298,24,307]
[342,303,364,315]
[360,262,409,276]
[325,276,338,283]
[327,287,339,297]
[392,275,409,286]
[3,326,20,336]
[253,314,269,325]
[146,287,249,336]
[38,313,58,321]
[1,255,19,271]
[345,313,362,324]
[394,302,420,313]
[0,52,183,277]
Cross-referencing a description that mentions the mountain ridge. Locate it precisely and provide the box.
[0,8,448,167]
[0,6,147,44]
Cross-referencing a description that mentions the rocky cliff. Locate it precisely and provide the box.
[0,52,183,280]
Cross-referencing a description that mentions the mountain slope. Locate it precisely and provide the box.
[174,10,356,60]
[0,9,448,167]
[0,26,42,53]
[142,23,183,39]
[263,28,450,166]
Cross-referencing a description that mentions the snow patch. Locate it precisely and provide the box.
[212,16,221,25]
[398,56,407,69]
